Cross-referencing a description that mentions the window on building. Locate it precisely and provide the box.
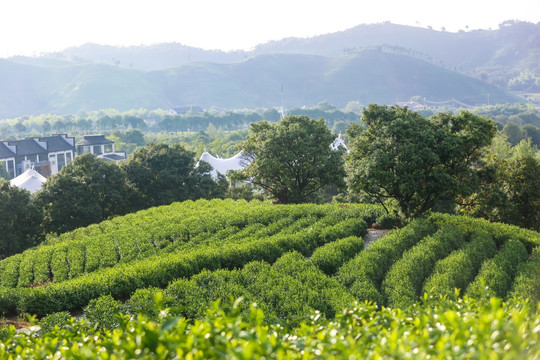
[93,145,103,155]
[66,152,72,163]
[78,145,91,155]
[7,160,14,179]
[104,144,113,153]
[57,153,66,170]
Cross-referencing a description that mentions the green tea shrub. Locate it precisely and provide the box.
[39,311,71,334]
[124,287,162,320]
[17,250,35,287]
[423,232,497,297]
[311,236,364,275]
[83,294,124,330]
[508,246,540,301]
[32,246,53,284]
[382,226,466,308]
[337,219,437,303]
[50,245,69,282]
[1,254,22,288]
[466,239,529,299]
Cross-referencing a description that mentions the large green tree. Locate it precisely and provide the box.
[36,154,134,234]
[240,115,346,204]
[462,140,540,231]
[0,180,42,258]
[346,105,496,218]
[122,143,223,208]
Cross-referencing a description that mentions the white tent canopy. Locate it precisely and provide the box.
[197,151,250,179]
[10,168,46,194]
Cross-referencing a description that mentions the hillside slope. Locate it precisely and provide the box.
[0,50,519,117]
[0,199,537,319]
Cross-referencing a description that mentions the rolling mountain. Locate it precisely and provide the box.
[0,49,519,117]
[24,21,538,84]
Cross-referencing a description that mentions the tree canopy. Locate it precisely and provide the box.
[36,154,134,234]
[346,104,496,218]
[0,180,42,258]
[122,143,224,208]
[240,115,346,204]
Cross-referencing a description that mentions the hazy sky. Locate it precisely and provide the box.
[0,0,539,57]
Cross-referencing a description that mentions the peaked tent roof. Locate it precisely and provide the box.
[331,134,348,152]
[197,151,250,179]
[10,168,46,194]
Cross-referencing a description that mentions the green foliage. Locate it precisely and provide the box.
[164,252,354,326]
[241,115,346,204]
[124,287,163,320]
[310,236,364,275]
[122,142,222,208]
[509,247,540,302]
[463,152,540,231]
[337,218,437,304]
[0,200,377,317]
[502,122,523,146]
[423,232,497,298]
[347,105,497,218]
[38,311,71,334]
[36,154,135,234]
[0,180,42,258]
[1,297,533,358]
[382,226,466,308]
[466,239,529,300]
[83,294,124,330]
[375,213,399,229]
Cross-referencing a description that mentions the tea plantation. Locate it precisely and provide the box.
[0,199,538,358]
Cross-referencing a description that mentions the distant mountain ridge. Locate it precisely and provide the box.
[27,21,539,78]
[1,21,536,117]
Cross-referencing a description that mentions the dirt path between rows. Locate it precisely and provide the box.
[363,228,390,248]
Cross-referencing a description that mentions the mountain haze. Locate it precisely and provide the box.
[0,49,519,117]
[2,21,537,117]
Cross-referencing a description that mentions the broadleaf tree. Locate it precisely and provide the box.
[122,142,225,208]
[36,154,135,234]
[346,104,496,219]
[0,180,42,258]
[240,115,346,204]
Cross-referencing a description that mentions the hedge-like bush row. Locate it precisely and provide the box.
[0,216,368,317]
[382,225,466,308]
[310,236,364,275]
[80,252,354,329]
[431,213,540,253]
[466,239,529,300]
[0,200,381,289]
[336,219,437,304]
[508,247,540,302]
[422,232,497,298]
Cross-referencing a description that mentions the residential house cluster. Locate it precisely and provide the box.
[1,134,126,193]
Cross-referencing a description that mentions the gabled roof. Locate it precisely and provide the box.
[8,138,48,156]
[76,135,114,146]
[10,168,46,194]
[40,134,75,152]
[198,151,250,179]
[0,142,16,159]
